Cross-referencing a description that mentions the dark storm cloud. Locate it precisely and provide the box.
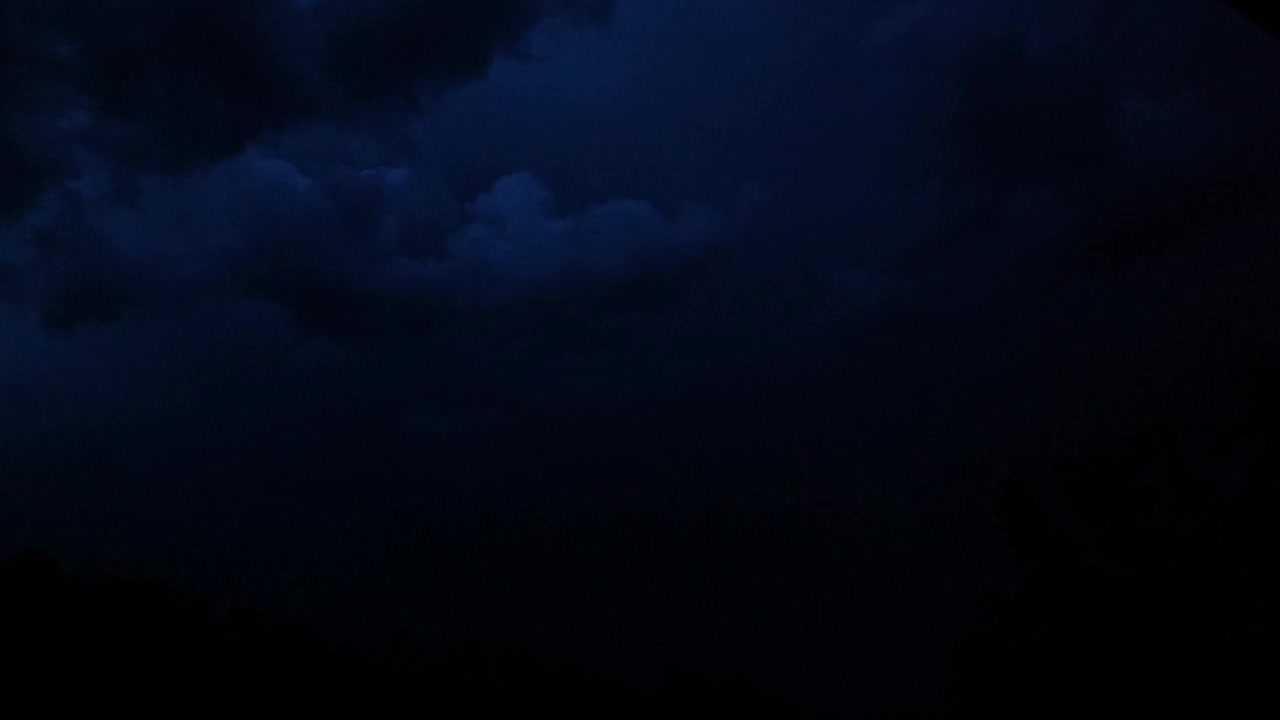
[1,0,1275,448]
[7,0,1275,336]
[3,0,1276,431]
[2,4,1279,714]
[0,0,634,331]
[0,133,724,334]
[418,0,1280,318]
[0,0,612,217]
[888,0,1280,273]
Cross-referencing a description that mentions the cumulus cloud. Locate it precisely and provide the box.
[0,137,723,335]
[441,172,721,299]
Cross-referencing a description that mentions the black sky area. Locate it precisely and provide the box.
[2,1,1279,717]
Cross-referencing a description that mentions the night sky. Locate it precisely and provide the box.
[2,1,1279,716]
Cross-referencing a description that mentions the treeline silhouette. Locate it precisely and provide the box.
[951,360,1280,718]
[0,550,793,717]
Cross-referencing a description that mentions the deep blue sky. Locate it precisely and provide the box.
[2,1,1279,714]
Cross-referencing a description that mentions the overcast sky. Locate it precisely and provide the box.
[2,1,1278,714]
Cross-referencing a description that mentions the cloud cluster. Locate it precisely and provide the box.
[0,0,612,218]
[6,0,1276,338]
[0,138,722,335]
[4,0,754,334]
